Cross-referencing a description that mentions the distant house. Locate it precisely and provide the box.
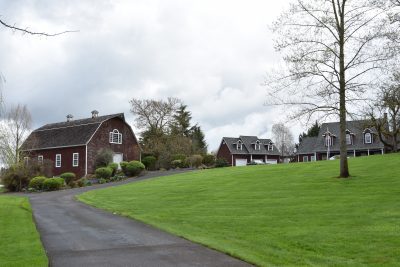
[216,136,281,166]
[296,120,385,162]
[21,111,141,178]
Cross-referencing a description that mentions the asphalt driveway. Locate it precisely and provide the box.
[28,171,251,267]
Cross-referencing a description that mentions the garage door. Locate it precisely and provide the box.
[235,159,248,166]
[266,159,278,164]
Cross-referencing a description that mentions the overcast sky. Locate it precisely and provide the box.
[0,0,301,151]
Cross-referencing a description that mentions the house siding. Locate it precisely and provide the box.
[87,117,140,174]
[216,142,233,166]
[26,146,86,178]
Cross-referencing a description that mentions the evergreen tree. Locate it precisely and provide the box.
[299,121,320,143]
[190,124,207,154]
[171,105,192,137]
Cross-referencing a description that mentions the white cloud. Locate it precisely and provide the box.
[0,0,299,151]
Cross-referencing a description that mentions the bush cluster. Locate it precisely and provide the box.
[43,178,65,191]
[188,155,203,168]
[215,158,229,168]
[141,156,157,170]
[202,154,216,167]
[94,148,113,168]
[122,161,145,176]
[107,163,119,177]
[60,172,76,185]
[95,167,113,180]
[28,176,47,190]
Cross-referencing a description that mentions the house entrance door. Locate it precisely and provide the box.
[113,153,123,169]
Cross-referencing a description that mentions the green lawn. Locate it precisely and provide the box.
[0,196,48,267]
[78,154,400,266]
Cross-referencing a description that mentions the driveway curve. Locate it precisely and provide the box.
[28,171,251,267]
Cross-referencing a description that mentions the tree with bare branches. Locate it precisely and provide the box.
[366,72,400,152]
[0,18,76,36]
[267,0,397,178]
[272,123,294,158]
[0,104,32,166]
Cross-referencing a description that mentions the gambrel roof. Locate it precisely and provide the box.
[21,113,125,151]
[220,135,281,156]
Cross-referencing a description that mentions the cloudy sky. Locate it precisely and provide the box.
[0,0,300,151]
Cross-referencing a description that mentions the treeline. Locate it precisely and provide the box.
[130,98,211,169]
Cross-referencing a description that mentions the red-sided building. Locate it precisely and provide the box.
[21,111,141,178]
[216,136,281,166]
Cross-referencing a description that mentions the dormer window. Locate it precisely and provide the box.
[109,129,122,144]
[325,135,332,147]
[255,140,261,150]
[345,129,355,145]
[237,140,243,150]
[267,142,274,151]
[364,132,372,144]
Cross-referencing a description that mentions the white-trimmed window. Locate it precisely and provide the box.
[346,134,352,145]
[311,155,316,161]
[55,154,61,168]
[24,157,29,165]
[109,129,122,144]
[364,132,372,144]
[38,155,43,164]
[325,135,332,147]
[255,140,261,150]
[303,156,309,162]
[267,142,274,151]
[73,153,79,167]
[237,140,243,150]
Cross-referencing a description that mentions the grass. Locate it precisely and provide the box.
[78,154,400,266]
[0,196,48,267]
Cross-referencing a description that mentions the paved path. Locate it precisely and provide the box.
[28,171,251,267]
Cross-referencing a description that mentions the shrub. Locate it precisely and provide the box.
[141,156,157,170]
[202,154,216,167]
[188,155,203,168]
[28,176,47,190]
[215,158,229,168]
[98,178,107,184]
[77,178,91,187]
[120,161,128,174]
[94,148,113,168]
[107,163,118,177]
[171,159,183,169]
[95,167,113,180]
[123,161,145,176]
[1,164,30,192]
[43,178,64,191]
[60,172,76,185]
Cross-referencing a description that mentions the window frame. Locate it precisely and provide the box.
[255,140,261,150]
[364,132,372,144]
[237,140,243,150]
[303,156,309,162]
[109,129,122,144]
[346,133,352,145]
[325,135,332,147]
[24,157,29,165]
[72,153,79,167]
[55,154,62,168]
[38,155,43,164]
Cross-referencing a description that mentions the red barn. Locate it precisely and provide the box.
[21,111,141,178]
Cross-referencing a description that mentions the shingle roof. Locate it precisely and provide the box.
[297,120,385,154]
[21,113,124,151]
[297,136,318,154]
[221,135,281,156]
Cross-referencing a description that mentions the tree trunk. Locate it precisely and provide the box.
[338,1,350,178]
